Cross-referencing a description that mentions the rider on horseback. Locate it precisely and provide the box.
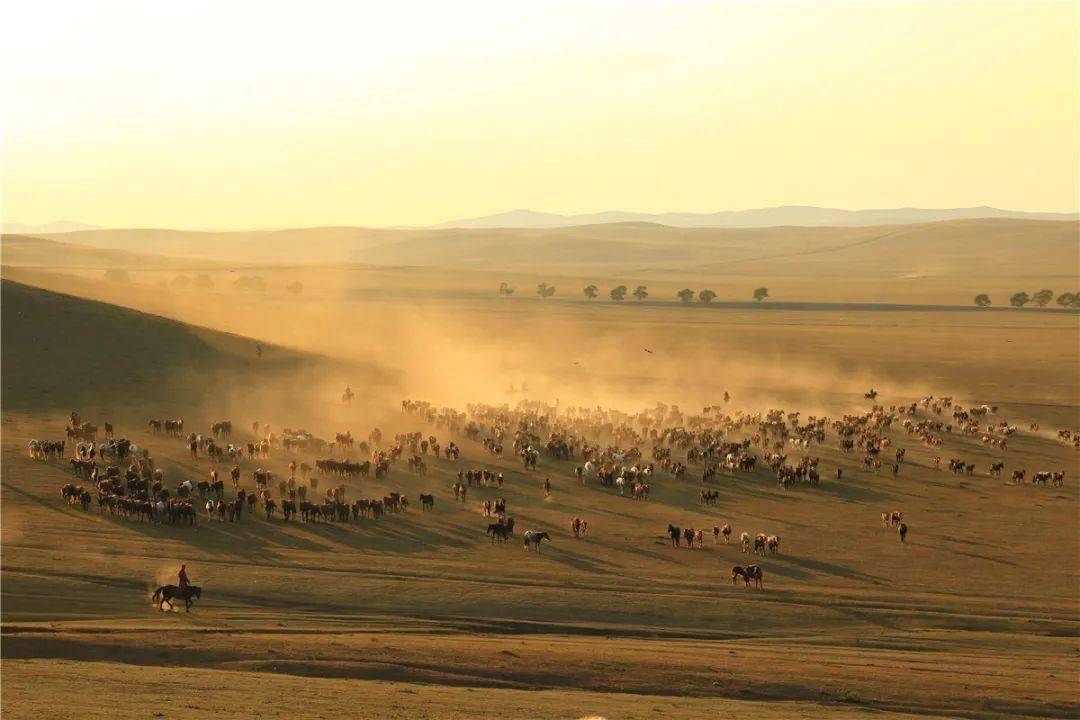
[178,564,190,591]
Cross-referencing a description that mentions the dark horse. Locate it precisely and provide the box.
[152,584,202,612]
[731,565,764,589]
[486,522,509,543]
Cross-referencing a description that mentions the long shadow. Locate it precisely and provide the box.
[761,553,889,584]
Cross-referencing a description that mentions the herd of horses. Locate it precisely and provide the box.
[28,391,1075,611]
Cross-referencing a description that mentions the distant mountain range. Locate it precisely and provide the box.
[2,221,101,234]
[5,207,1077,236]
[436,206,1079,229]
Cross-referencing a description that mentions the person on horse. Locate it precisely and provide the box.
[178,564,190,591]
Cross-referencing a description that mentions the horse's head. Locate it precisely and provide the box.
[191,586,202,599]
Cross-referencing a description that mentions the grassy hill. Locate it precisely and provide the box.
[0,280,341,419]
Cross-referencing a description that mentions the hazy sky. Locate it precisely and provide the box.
[2,1,1077,228]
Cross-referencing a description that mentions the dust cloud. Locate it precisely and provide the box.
[10,266,1059,434]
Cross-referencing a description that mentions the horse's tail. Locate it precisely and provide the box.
[152,586,164,603]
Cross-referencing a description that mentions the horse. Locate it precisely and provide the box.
[667,524,681,547]
[152,584,202,612]
[731,565,764,589]
[522,530,550,553]
[487,522,509,543]
[739,531,751,553]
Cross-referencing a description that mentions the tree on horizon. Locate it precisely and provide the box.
[1032,288,1054,307]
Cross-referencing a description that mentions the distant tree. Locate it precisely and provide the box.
[193,274,214,290]
[698,289,716,304]
[170,275,191,290]
[609,285,628,301]
[753,287,768,302]
[677,288,695,304]
[1032,288,1054,307]
[103,268,131,284]
[633,285,648,301]
[1056,291,1080,308]
[583,284,598,299]
[537,282,556,298]
[286,281,303,294]
[498,282,515,296]
[973,293,991,307]
[1009,291,1030,307]
[233,275,267,292]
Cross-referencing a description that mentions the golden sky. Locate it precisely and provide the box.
[2,1,1077,228]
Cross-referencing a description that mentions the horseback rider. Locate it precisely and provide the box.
[178,564,190,591]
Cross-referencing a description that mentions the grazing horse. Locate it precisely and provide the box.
[522,530,550,553]
[731,565,764,589]
[152,584,202,612]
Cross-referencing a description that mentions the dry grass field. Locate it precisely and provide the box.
[2,221,1079,719]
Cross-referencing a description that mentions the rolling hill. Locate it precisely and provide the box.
[0,234,222,271]
[9,218,1078,278]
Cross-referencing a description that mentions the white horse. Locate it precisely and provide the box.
[27,440,42,460]
[739,532,751,553]
[522,530,550,553]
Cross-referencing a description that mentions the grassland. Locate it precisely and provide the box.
[2,223,1079,719]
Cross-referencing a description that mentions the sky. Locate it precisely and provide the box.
[2,1,1077,229]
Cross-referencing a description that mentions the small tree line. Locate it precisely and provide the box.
[104,270,303,294]
[499,283,770,303]
[975,290,1079,308]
